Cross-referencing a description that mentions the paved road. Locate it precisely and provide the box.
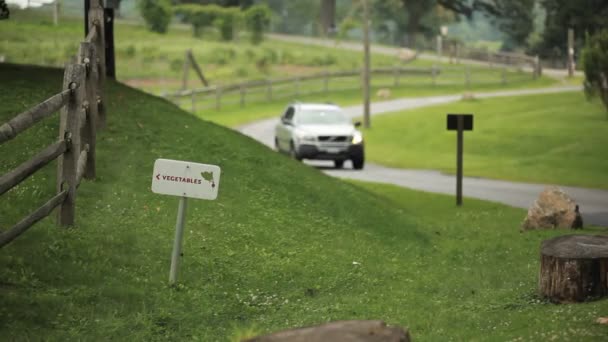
[238,86,608,227]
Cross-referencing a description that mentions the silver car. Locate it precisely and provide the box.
[274,103,365,169]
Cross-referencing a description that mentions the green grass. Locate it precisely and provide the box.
[361,91,608,189]
[2,64,607,341]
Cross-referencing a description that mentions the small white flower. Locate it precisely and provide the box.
[352,261,361,265]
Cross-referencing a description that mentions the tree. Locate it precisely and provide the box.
[373,0,535,50]
[245,4,271,44]
[264,0,320,35]
[531,0,608,59]
[139,0,172,34]
[582,29,608,115]
[1,0,9,20]
[174,0,254,9]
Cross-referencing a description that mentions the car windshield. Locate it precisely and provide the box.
[296,109,350,125]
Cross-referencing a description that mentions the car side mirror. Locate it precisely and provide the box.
[354,121,362,127]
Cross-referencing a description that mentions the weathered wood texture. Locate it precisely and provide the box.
[0,89,71,144]
[84,23,98,43]
[0,140,67,196]
[76,145,89,187]
[187,49,209,87]
[79,41,97,179]
[57,63,85,226]
[0,190,68,248]
[539,235,608,302]
[0,2,105,248]
[88,0,106,128]
[245,320,410,342]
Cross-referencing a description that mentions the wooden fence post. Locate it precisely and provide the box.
[78,42,97,180]
[465,65,471,88]
[57,63,85,226]
[240,84,246,108]
[393,65,400,87]
[501,67,507,85]
[215,87,222,110]
[431,65,437,86]
[266,79,272,101]
[88,0,106,129]
[294,77,300,97]
[487,50,492,68]
[181,50,190,90]
[323,71,329,94]
[191,91,196,112]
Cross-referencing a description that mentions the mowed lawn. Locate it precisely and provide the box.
[2,64,607,341]
[362,92,608,189]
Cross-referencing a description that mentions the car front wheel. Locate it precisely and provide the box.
[333,160,344,169]
[351,149,365,170]
[290,141,302,161]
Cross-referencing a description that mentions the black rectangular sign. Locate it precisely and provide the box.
[447,114,474,131]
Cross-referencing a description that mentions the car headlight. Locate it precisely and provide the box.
[352,132,363,144]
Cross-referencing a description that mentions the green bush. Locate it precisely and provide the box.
[214,7,242,41]
[138,0,172,34]
[175,4,218,37]
[582,29,608,115]
[244,4,271,45]
[175,4,241,40]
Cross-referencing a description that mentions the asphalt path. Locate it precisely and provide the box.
[237,86,608,227]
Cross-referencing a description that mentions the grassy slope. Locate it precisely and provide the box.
[361,92,608,189]
[2,66,607,341]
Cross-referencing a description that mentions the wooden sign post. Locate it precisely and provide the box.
[447,114,473,206]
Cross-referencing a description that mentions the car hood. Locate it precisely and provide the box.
[296,124,357,136]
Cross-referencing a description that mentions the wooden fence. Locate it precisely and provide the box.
[164,64,537,112]
[0,0,107,248]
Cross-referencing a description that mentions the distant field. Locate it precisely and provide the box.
[361,91,608,189]
[2,7,558,106]
[1,9,403,92]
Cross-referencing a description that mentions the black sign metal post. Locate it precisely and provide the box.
[456,116,464,206]
[447,114,473,206]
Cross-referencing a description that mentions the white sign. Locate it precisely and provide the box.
[151,159,220,200]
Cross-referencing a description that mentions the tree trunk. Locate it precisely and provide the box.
[320,0,336,36]
[406,18,419,50]
[539,235,608,303]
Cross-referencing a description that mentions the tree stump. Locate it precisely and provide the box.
[245,320,410,342]
[539,235,608,302]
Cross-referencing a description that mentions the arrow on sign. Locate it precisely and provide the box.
[156,173,161,180]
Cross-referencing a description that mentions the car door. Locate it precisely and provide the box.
[277,106,295,151]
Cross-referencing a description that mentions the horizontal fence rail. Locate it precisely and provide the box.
[0,88,72,144]
[164,64,536,112]
[0,140,67,196]
[0,0,107,248]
